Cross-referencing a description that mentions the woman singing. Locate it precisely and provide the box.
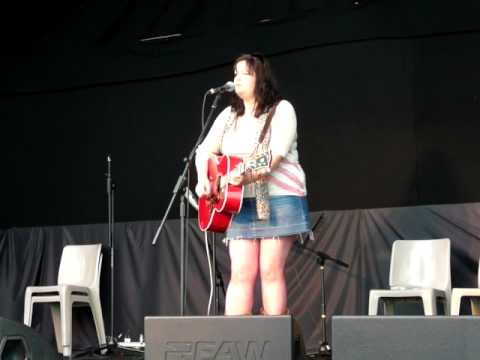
[195,54,311,316]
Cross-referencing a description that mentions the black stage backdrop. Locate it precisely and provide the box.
[2,1,480,229]
[2,1,480,353]
[1,203,480,352]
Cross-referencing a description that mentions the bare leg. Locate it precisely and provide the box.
[224,239,259,315]
[259,236,295,315]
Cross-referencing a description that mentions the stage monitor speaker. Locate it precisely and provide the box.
[332,315,480,360]
[145,315,304,360]
[0,317,57,360]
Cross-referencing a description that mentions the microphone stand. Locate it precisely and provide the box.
[208,232,226,315]
[79,157,114,360]
[106,155,116,349]
[152,92,224,316]
[295,215,349,357]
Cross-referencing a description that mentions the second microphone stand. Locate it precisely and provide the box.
[295,215,349,357]
[106,155,116,348]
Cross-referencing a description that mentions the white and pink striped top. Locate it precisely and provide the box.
[196,100,307,198]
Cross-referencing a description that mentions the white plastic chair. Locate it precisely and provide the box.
[451,257,480,315]
[24,244,106,357]
[368,239,451,316]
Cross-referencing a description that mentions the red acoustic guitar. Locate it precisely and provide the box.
[198,153,271,233]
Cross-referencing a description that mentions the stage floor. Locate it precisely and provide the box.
[70,347,143,359]
[69,348,329,360]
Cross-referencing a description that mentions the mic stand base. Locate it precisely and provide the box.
[319,341,331,355]
[104,336,118,354]
[76,335,117,358]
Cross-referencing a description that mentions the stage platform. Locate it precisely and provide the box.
[17,315,480,359]
[333,316,480,360]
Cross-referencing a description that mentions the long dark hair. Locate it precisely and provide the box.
[231,54,282,118]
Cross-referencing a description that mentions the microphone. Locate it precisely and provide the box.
[208,81,235,95]
[184,188,199,211]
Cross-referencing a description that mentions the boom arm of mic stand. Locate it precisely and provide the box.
[295,243,349,268]
[315,249,349,268]
[152,92,222,245]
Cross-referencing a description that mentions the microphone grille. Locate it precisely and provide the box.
[225,81,235,92]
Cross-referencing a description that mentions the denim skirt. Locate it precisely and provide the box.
[226,195,311,240]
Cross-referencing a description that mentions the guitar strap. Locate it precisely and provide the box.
[253,101,279,220]
[258,101,280,144]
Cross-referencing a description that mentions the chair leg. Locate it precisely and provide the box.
[442,297,450,316]
[450,292,461,315]
[60,290,73,357]
[368,295,380,315]
[470,298,480,315]
[50,304,63,353]
[422,295,437,315]
[383,299,395,315]
[89,294,107,353]
[23,289,34,326]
